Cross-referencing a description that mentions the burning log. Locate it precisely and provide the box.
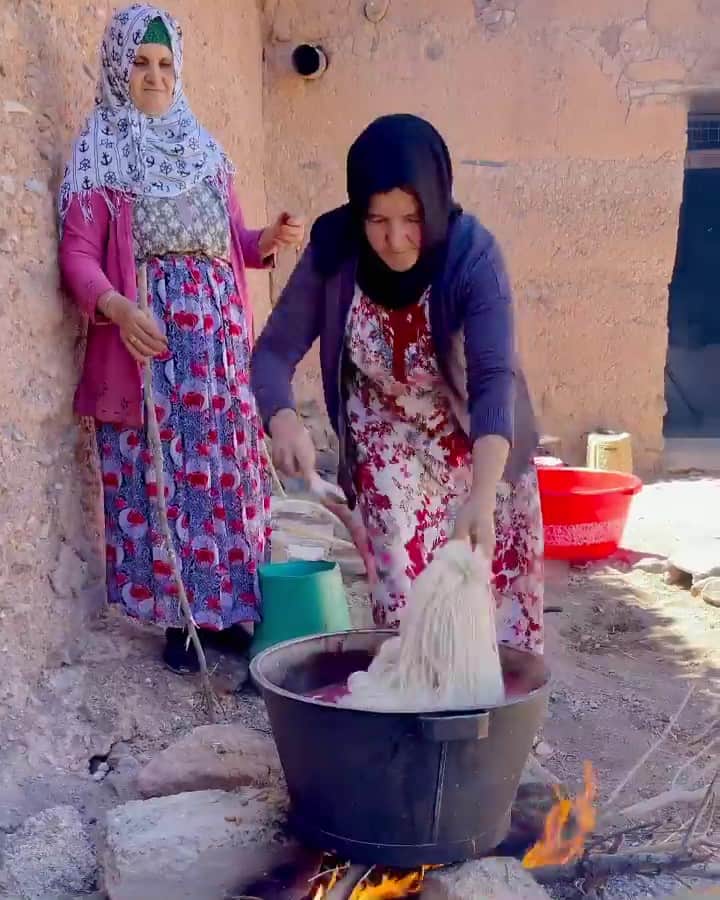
[324,864,365,898]
[519,684,720,891]
[312,863,428,899]
[237,679,719,899]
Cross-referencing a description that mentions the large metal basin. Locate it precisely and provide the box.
[250,629,550,867]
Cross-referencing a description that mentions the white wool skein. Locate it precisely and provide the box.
[341,540,505,712]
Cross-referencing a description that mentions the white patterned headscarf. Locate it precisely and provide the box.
[58,4,232,226]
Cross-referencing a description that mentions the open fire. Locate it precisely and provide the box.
[523,761,597,869]
[302,763,598,898]
[306,858,430,899]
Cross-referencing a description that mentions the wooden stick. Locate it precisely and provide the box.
[619,786,714,820]
[683,771,719,850]
[325,864,366,899]
[530,848,714,885]
[587,821,661,850]
[267,452,287,499]
[136,263,217,720]
[672,737,720,789]
[670,862,720,879]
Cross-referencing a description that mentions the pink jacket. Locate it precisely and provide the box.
[58,186,268,427]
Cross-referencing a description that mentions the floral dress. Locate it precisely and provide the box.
[345,288,544,653]
[96,181,271,630]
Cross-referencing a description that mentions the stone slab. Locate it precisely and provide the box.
[102,788,297,900]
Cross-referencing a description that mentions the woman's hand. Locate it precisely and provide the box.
[452,434,508,560]
[452,490,497,562]
[259,213,306,258]
[269,408,316,480]
[98,292,168,364]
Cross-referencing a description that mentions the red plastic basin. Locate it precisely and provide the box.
[537,467,642,562]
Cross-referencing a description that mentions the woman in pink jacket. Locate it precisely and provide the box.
[58,4,304,673]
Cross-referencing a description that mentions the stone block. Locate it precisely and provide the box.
[137,723,282,798]
[103,788,298,900]
[423,857,550,899]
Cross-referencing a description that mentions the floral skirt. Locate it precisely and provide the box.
[97,254,271,630]
[355,458,544,654]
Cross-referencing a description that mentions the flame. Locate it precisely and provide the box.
[309,864,429,899]
[522,761,597,869]
[310,862,342,899]
[350,869,424,899]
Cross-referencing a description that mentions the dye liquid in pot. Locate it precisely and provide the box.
[305,668,532,704]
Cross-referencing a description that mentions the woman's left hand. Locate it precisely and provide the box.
[452,492,497,562]
[259,212,306,257]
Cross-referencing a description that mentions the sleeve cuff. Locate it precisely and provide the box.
[87,283,116,324]
[470,407,514,446]
[244,228,270,269]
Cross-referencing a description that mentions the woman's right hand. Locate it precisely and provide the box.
[269,409,316,480]
[99,292,168,364]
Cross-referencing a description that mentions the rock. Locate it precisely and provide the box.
[3,805,96,900]
[423,857,550,899]
[102,788,298,900]
[632,556,667,575]
[92,761,110,782]
[519,753,559,786]
[669,539,720,583]
[534,741,555,760]
[697,576,720,608]
[665,564,692,588]
[107,741,133,768]
[137,723,282,798]
[106,758,142,802]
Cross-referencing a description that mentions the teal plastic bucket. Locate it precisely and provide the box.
[251,560,351,658]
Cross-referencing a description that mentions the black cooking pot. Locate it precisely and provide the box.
[250,629,549,867]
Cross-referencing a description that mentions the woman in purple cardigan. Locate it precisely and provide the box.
[58,5,304,672]
[251,115,544,653]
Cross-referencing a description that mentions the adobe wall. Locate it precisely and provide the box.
[262,0,720,470]
[0,0,268,711]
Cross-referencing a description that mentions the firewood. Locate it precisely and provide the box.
[530,848,715,885]
[618,787,715,821]
[325,864,366,899]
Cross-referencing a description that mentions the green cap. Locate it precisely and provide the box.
[142,16,172,49]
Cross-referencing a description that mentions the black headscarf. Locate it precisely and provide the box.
[311,114,462,309]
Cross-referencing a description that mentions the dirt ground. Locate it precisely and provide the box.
[0,477,718,899]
